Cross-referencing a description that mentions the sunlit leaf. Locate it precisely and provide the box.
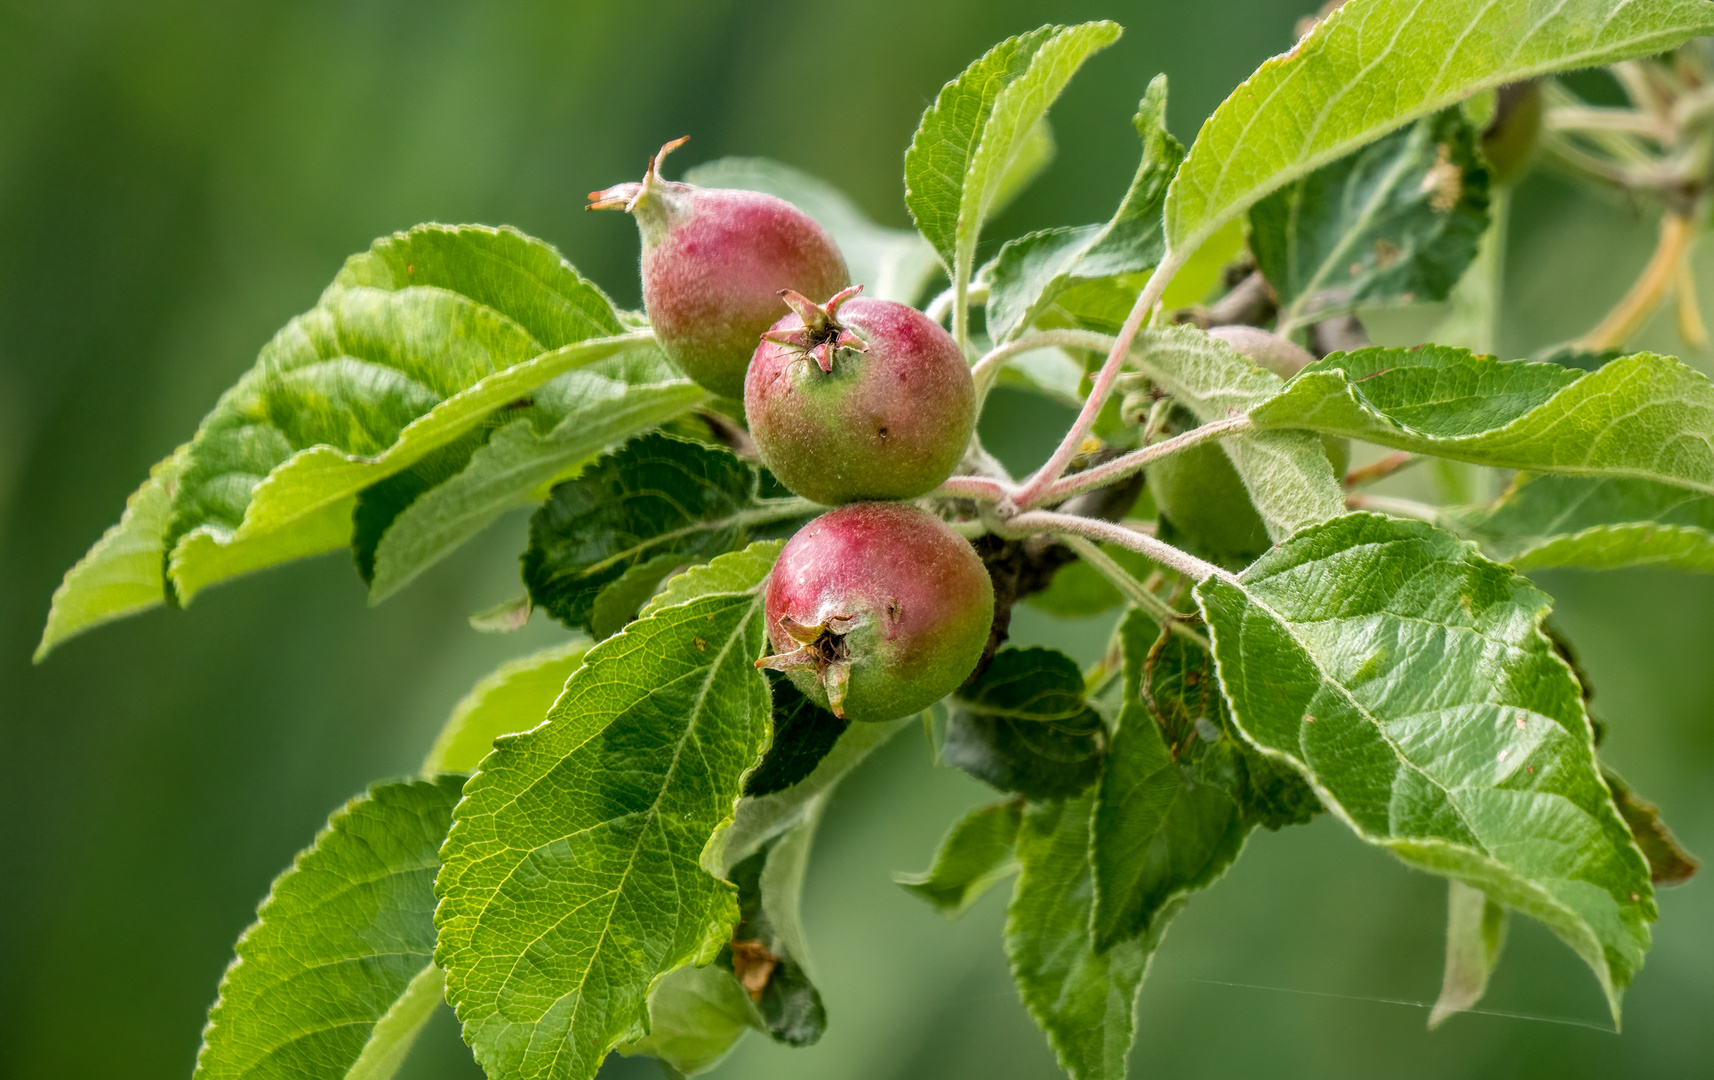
[1165,0,1714,259]
[194,777,463,1080]
[166,225,632,604]
[1251,346,1714,497]
[982,75,1180,342]
[905,22,1122,298]
[35,445,187,661]
[435,545,777,1080]
[1195,512,1655,1021]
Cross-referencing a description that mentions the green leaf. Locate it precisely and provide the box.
[719,819,826,1047]
[1604,769,1699,886]
[165,224,632,604]
[1006,792,1170,1080]
[1444,473,1714,572]
[615,965,755,1077]
[435,541,777,1080]
[943,647,1106,800]
[904,21,1122,304]
[522,433,810,636]
[982,75,1182,343]
[683,157,940,306]
[422,640,589,775]
[1194,512,1655,1021]
[1132,326,1345,540]
[194,776,464,1080]
[1251,346,1714,498]
[1251,108,1491,334]
[1429,881,1509,1029]
[1164,0,1714,259]
[35,444,188,661]
[895,798,1023,916]
[744,674,850,798]
[366,347,707,602]
[1091,611,1255,951]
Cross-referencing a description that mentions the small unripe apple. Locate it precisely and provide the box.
[745,288,975,505]
[758,502,993,723]
[590,138,849,398]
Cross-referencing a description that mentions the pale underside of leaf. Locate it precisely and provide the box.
[1429,879,1508,1028]
[1195,513,1654,1022]
[1132,326,1345,540]
[435,550,777,1080]
[1165,0,1714,259]
[1251,346,1714,496]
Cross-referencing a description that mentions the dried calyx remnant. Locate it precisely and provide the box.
[755,611,861,717]
[757,502,994,724]
[764,286,868,373]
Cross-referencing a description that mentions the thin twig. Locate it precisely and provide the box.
[969,329,1118,399]
[1545,106,1671,141]
[1579,212,1697,350]
[1062,535,1211,649]
[1343,451,1420,488]
[1030,416,1253,508]
[1345,493,1442,521]
[1006,508,1235,584]
[1011,251,1187,507]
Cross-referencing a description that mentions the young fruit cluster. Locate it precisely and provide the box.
[597,140,993,723]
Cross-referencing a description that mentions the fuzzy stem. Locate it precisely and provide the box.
[1579,211,1697,350]
[952,264,973,353]
[1010,251,1186,508]
[970,329,1120,402]
[925,281,988,327]
[1061,535,1211,649]
[933,475,1014,502]
[1006,508,1234,584]
[1345,493,1442,521]
[1030,416,1252,508]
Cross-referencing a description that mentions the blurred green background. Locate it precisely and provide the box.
[3,2,1711,1078]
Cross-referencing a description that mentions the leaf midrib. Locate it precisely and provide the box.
[467,591,762,1064]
